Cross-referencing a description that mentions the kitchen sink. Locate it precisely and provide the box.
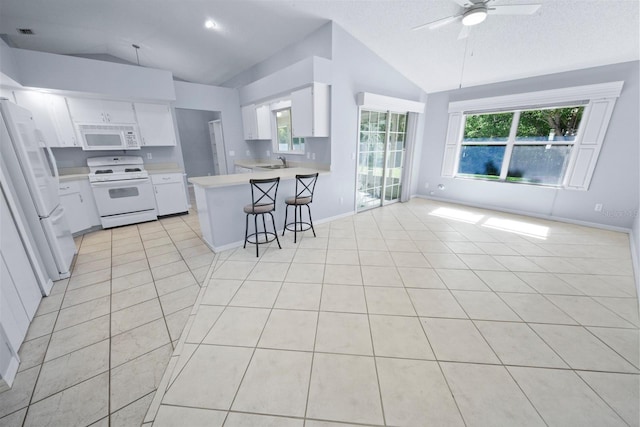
[258,164,287,170]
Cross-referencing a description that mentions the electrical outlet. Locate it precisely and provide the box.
[245,150,250,156]
[311,153,316,160]
[351,152,356,160]
[229,150,235,157]
[146,153,152,160]
[266,150,270,157]
[306,152,310,159]
[339,197,344,204]
[424,182,429,189]
[594,203,603,212]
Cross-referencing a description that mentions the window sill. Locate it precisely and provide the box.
[453,175,564,189]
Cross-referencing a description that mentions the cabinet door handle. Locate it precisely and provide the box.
[106,113,111,122]
[101,112,105,122]
[155,186,158,194]
[79,194,84,203]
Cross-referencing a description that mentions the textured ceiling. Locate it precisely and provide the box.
[0,0,638,93]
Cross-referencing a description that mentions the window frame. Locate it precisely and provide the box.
[271,106,305,155]
[458,106,585,186]
[442,81,624,191]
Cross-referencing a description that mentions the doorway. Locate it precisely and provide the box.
[175,108,226,177]
[356,109,408,211]
[208,120,228,175]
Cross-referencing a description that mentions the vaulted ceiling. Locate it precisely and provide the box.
[0,0,638,93]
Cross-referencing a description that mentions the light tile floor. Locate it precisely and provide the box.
[144,199,639,427]
[2,198,638,427]
[0,209,214,427]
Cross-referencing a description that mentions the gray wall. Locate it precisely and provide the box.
[324,23,427,217]
[175,108,219,177]
[172,81,246,172]
[51,146,181,169]
[222,22,333,89]
[633,213,640,296]
[417,61,640,229]
[221,22,427,220]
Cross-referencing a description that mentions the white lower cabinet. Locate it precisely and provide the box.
[152,173,188,216]
[58,179,100,234]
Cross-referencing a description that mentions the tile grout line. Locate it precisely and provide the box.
[391,208,470,427]
[219,253,290,426]
[302,230,328,427]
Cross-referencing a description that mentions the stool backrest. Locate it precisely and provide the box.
[295,173,319,202]
[250,177,280,209]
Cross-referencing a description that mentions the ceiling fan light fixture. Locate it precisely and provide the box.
[461,6,488,26]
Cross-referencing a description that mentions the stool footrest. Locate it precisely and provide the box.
[284,221,313,233]
[245,231,279,245]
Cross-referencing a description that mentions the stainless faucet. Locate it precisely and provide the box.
[277,155,287,168]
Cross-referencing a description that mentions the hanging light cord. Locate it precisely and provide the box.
[132,44,140,66]
[459,37,470,89]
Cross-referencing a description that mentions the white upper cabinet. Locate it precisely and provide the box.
[13,91,78,148]
[67,98,136,124]
[291,82,330,138]
[242,104,271,140]
[134,103,177,146]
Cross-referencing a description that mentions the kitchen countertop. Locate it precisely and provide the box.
[234,159,330,170]
[145,163,185,174]
[58,163,184,182]
[189,167,328,189]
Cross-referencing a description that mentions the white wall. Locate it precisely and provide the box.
[417,61,640,230]
[0,39,21,87]
[9,47,176,101]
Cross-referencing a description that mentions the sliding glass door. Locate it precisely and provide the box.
[357,109,407,211]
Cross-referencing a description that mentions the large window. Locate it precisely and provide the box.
[458,106,584,186]
[274,108,304,153]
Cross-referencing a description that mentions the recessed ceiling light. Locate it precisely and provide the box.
[461,6,488,26]
[204,20,218,30]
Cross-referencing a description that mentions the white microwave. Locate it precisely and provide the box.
[77,123,141,151]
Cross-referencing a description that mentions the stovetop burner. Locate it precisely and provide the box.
[87,156,149,183]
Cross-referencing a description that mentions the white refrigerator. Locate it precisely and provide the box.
[0,99,76,292]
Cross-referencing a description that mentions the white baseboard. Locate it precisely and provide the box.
[411,194,632,234]
[629,228,640,301]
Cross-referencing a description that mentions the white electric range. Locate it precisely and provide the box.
[88,156,158,228]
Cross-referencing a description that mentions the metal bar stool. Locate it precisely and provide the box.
[244,177,281,257]
[282,173,318,243]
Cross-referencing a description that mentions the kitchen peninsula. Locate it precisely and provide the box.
[189,167,328,252]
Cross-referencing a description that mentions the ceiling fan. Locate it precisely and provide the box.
[413,0,542,39]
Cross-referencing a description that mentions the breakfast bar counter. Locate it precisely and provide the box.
[189,167,328,252]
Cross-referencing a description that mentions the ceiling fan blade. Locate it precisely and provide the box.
[412,15,461,31]
[458,25,471,40]
[488,4,542,15]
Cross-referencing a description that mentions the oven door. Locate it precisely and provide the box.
[90,178,156,217]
